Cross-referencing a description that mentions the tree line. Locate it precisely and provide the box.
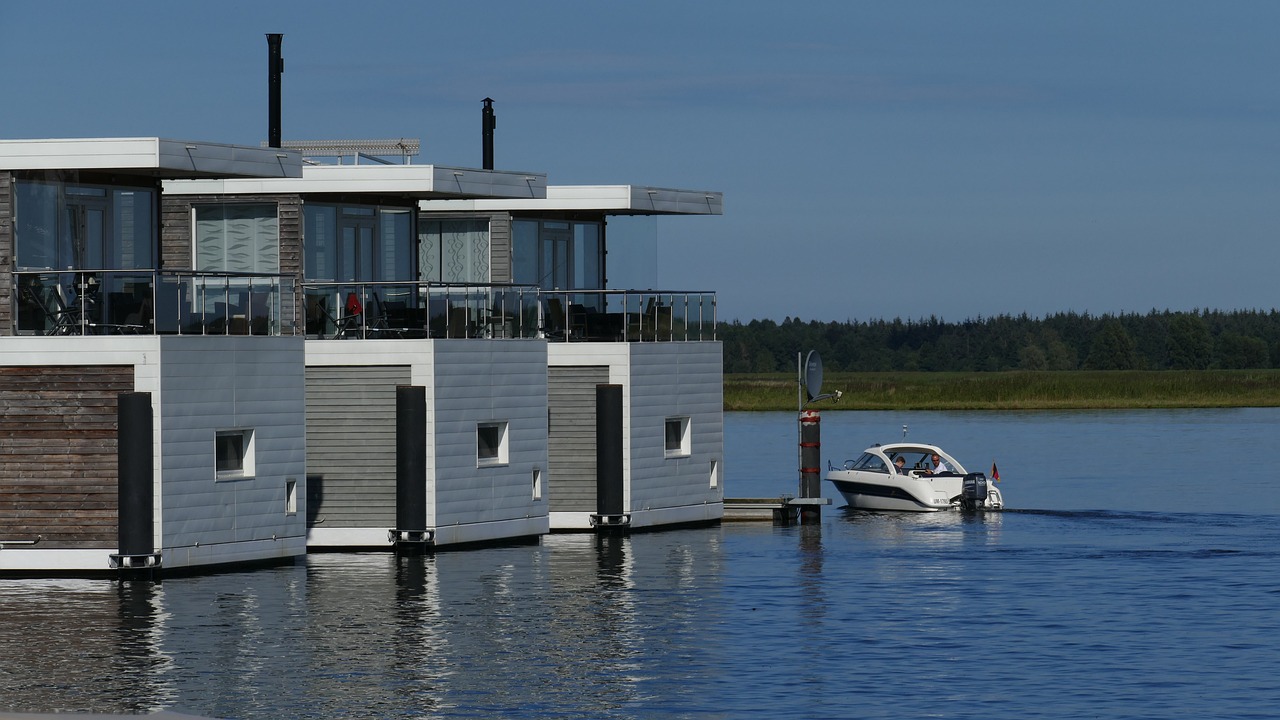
[718,309,1280,373]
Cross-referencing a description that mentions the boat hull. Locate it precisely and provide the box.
[827,474,954,512]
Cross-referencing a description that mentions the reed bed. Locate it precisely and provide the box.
[723,370,1280,411]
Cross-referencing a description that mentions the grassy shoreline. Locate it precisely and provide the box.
[724,370,1280,411]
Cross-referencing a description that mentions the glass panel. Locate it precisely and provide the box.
[478,424,500,460]
[358,225,374,282]
[380,209,413,281]
[511,220,539,285]
[85,208,105,269]
[113,188,153,269]
[573,222,601,289]
[340,226,357,282]
[196,204,278,273]
[419,220,442,282]
[304,204,336,281]
[601,215,657,290]
[542,227,569,290]
[14,181,59,270]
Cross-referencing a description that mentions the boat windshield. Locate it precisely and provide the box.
[885,450,938,472]
[851,453,888,473]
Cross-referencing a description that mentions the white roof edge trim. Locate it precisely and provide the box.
[419,185,723,215]
[0,137,302,178]
[163,164,548,199]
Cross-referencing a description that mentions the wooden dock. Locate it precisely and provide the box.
[723,496,831,524]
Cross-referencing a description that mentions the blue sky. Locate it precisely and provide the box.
[3,1,1278,322]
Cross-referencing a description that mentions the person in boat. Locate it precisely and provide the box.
[894,456,908,474]
[929,453,951,474]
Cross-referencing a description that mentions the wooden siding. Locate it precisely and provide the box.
[0,365,134,548]
[305,365,409,528]
[0,171,13,334]
[548,365,610,512]
[489,213,511,283]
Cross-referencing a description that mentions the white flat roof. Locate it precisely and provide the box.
[0,137,302,178]
[417,185,723,215]
[164,163,548,199]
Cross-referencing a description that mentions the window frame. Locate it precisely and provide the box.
[664,416,691,459]
[477,421,510,467]
[215,428,256,481]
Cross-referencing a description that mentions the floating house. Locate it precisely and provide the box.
[419,186,725,531]
[163,150,555,549]
[0,137,307,575]
[164,142,725,547]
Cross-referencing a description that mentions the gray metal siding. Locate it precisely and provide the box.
[548,365,610,512]
[305,365,410,528]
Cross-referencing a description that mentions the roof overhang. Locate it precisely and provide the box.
[417,185,723,216]
[163,164,548,199]
[0,137,302,179]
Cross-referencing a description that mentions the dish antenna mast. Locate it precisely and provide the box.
[796,351,840,524]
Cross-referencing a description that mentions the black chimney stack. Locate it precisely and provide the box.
[482,97,496,170]
[267,34,284,149]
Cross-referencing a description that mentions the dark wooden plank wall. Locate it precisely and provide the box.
[0,365,134,547]
[160,193,305,333]
[0,171,13,335]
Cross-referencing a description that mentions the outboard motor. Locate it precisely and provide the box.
[960,472,988,511]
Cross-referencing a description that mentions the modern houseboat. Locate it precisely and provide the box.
[165,147,725,544]
[0,137,307,575]
[163,150,554,549]
[419,185,725,532]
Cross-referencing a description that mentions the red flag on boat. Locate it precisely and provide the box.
[991,462,1000,483]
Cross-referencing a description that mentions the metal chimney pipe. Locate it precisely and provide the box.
[267,34,284,149]
[482,97,496,170]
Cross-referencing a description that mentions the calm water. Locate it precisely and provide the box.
[2,410,1279,719]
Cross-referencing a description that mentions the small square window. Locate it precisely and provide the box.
[478,421,509,467]
[216,429,254,479]
[665,417,691,458]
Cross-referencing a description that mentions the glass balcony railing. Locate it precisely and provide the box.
[539,290,717,342]
[300,284,716,342]
[301,281,542,340]
[12,270,294,337]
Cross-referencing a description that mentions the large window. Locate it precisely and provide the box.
[511,219,601,291]
[419,219,490,283]
[303,203,414,282]
[194,204,280,273]
[14,179,155,270]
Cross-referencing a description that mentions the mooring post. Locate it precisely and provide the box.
[798,409,822,524]
[393,385,432,551]
[115,391,158,573]
[594,384,629,532]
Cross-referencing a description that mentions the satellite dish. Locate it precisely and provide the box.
[804,350,823,402]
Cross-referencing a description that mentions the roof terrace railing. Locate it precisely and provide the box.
[301,281,542,340]
[12,270,294,337]
[539,289,717,342]
[300,283,717,342]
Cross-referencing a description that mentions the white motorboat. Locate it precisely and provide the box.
[825,442,1004,512]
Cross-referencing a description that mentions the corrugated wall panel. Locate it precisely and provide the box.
[304,365,410,528]
[548,365,610,512]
